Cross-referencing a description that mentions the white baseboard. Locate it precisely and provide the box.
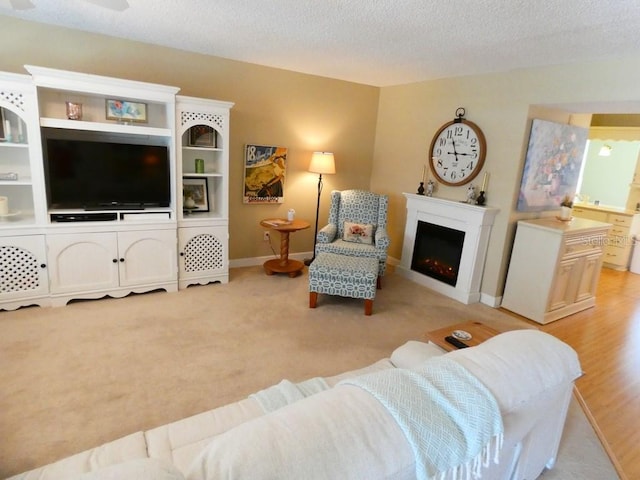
[230,251,313,268]
[480,293,502,308]
[231,253,401,269]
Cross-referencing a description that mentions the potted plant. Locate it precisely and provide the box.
[559,195,573,220]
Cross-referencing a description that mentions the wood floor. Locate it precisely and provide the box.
[520,268,640,480]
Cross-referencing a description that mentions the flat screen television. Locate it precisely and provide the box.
[43,131,171,210]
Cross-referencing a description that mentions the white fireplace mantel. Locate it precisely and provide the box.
[397,193,499,304]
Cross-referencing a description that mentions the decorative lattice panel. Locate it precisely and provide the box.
[184,233,224,272]
[181,111,224,132]
[0,91,25,112]
[0,246,40,294]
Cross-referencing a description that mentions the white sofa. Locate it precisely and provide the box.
[9,330,582,480]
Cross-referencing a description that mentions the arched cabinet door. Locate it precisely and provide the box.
[178,225,228,288]
[0,235,49,310]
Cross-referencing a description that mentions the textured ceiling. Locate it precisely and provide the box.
[1,0,640,86]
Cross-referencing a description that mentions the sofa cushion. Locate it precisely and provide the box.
[8,432,149,480]
[324,358,394,386]
[185,386,415,480]
[389,340,444,369]
[447,330,582,413]
[145,398,264,475]
[74,458,185,480]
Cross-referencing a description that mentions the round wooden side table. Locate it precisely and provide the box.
[260,218,310,277]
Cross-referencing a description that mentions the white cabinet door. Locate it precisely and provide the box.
[0,235,49,305]
[178,225,228,286]
[117,229,177,287]
[47,232,119,294]
[547,257,581,312]
[575,252,603,303]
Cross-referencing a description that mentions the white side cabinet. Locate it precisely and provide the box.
[176,96,233,287]
[501,217,611,324]
[0,235,50,310]
[178,226,228,288]
[0,72,49,311]
[47,229,177,306]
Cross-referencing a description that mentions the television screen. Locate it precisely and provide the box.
[44,135,171,210]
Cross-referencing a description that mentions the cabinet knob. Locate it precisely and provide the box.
[180,252,184,256]
[40,263,46,269]
[112,259,118,263]
[119,258,125,262]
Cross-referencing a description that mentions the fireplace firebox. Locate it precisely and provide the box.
[411,221,465,286]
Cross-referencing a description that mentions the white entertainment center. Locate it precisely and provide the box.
[0,66,233,310]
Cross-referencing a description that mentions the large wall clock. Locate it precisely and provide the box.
[428,107,486,186]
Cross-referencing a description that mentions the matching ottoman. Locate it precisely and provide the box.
[308,252,379,315]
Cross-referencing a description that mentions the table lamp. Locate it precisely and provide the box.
[303,151,336,266]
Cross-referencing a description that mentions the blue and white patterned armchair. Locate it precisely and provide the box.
[315,190,390,276]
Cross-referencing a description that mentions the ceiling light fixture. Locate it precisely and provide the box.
[598,144,612,156]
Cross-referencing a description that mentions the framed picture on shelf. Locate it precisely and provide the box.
[183,177,210,212]
[105,99,148,123]
[189,125,217,147]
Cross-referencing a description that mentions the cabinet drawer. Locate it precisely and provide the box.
[572,208,608,222]
[609,225,630,237]
[603,243,632,267]
[562,236,603,257]
[608,213,633,228]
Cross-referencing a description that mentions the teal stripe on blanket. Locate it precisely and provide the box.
[340,357,503,480]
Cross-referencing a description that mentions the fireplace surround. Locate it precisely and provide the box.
[398,193,499,304]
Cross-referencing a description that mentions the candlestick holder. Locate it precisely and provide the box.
[476,190,486,206]
[417,182,425,195]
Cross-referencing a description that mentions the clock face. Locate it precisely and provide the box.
[429,119,486,186]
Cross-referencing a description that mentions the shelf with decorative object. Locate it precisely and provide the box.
[0,72,47,232]
[39,117,172,137]
[176,95,233,286]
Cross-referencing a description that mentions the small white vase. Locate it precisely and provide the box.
[560,206,572,220]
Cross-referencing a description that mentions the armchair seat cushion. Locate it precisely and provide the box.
[317,238,381,258]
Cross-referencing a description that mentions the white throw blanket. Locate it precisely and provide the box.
[340,357,503,480]
[249,377,330,412]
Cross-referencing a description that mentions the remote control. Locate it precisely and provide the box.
[445,335,469,349]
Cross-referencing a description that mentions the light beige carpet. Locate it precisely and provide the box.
[0,266,618,478]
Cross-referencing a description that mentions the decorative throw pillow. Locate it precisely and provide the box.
[343,222,374,244]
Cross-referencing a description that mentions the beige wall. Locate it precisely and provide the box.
[372,57,640,300]
[5,15,640,301]
[0,16,379,261]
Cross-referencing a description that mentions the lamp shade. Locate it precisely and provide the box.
[309,152,336,174]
